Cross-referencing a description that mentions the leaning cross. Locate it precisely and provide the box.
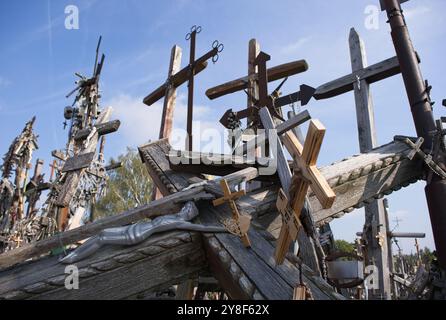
[143,25,223,152]
[259,106,335,264]
[212,179,251,247]
[277,119,336,264]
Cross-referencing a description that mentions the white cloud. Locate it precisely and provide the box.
[105,93,227,152]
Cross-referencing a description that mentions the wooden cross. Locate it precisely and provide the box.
[276,188,302,262]
[276,118,336,264]
[212,179,251,247]
[206,40,308,146]
[258,105,335,265]
[278,30,416,107]
[143,26,223,152]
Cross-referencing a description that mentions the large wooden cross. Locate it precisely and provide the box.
[143,26,223,152]
[260,106,335,265]
[348,28,391,299]
[278,35,416,106]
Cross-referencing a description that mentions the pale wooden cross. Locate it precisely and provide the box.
[150,45,182,201]
[212,179,251,247]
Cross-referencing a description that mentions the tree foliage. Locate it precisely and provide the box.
[92,148,152,220]
[334,239,355,254]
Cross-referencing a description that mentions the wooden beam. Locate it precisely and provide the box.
[74,120,121,142]
[206,60,308,100]
[314,55,403,100]
[143,61,207,106]
[0,231,206,300]
[152,45,183,202]
[61,152,95,173]
[349,27,391,300]
[0,187,213,270]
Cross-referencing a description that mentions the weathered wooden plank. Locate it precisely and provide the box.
[143,61,208,106]
[206,60,308,100]
[74,120,121,142]
[314,56,402,100]
[0,187,212,270]
[0,231,206,300]
[61,152,95,173]
[259,107,292,195]
[152,45,183,201]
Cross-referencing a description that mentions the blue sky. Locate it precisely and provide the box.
[1,0,445,254]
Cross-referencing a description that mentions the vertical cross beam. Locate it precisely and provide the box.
[186,30,197,151]
[152,45,183,201]
[350,28,391,300]
[246,39,262,192]
[247,39,260,129]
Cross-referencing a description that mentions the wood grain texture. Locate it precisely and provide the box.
[0,231,206,300]
[206,60,308,100]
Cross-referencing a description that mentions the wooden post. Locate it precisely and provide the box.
[349,28,391,300]
[245,39,263,191]
[152,45,183,202]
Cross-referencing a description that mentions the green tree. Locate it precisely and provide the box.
[334,239,355,254]
[92,148,153,220]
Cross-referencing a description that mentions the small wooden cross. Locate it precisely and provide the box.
[212,179,251,247]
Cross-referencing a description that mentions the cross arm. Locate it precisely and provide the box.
[281,121,336,209]
[143,60,208,106]
[206,60,308,100]
[313,55,416,100]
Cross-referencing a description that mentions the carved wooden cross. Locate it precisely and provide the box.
[212,179,251,247]
[143,26,223,152]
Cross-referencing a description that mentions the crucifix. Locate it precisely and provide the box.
[143,25,223,152]
[212,179,251,247]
